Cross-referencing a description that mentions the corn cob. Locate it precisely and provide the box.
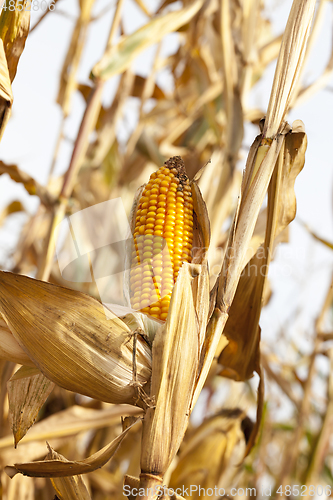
[130,157,193,320]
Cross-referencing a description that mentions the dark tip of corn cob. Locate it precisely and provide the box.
[129,157,193,321]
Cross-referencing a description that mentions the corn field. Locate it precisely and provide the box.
[0,0,333,499]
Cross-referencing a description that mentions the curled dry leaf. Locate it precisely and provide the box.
[0,200,24,227]
[0,161,55,207]
[0,271,152,407]
[8,366,55,447]
[6,418,140,478]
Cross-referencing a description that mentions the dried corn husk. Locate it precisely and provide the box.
[139,263,200,496]
[0,315,35,367]
[0,272,151,407]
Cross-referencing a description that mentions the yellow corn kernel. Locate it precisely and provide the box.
[129,157,193,320]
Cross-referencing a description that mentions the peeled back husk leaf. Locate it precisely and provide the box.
[0,271,152,407]
[140,263,200,493]
[0,314,35,367]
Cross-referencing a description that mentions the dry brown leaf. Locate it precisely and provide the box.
[263,0,316,137]
[169,410,248,498]
[0,200,24,227]
[0,161,55,207]
[0,0,30,82]
[6,418,139,478]
[0,405,142,451]
[57,0,95,116]
[92,0,204,80]
[8,366,55,447]
[275,121,307,234]
[132,75,165,100]
[218,249,263,382]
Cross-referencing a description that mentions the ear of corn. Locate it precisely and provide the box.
[129,157,194,320]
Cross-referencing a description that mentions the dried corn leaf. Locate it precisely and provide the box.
[0,161,55,207]
[0,272,151,406]
[0,405,142,450]
[0,315,35,367]
[7,418,139,478]
[8,366,55,447]
[48,447,91,500]
[191,308,229,412]
[2,473,34,500]
[275,120,307,235]
[302,225,333,251]
[218,249,264,382]
[132,75,165,100]
[263,0,316,137]
[214,0,315,314]
[0,200,24,227]
[57,0,95,116]
[0,38,12,141]
[0,436,67,469]
[169,410,247,498]
[219,121,307,381]
[140,264,199,483]
[0,1,30,82]
[212,4,315,444]
[191,179,211,257]
[216,132,286,311]
[92,0,204,80]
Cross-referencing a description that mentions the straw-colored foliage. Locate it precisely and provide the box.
[0,0,332,499]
